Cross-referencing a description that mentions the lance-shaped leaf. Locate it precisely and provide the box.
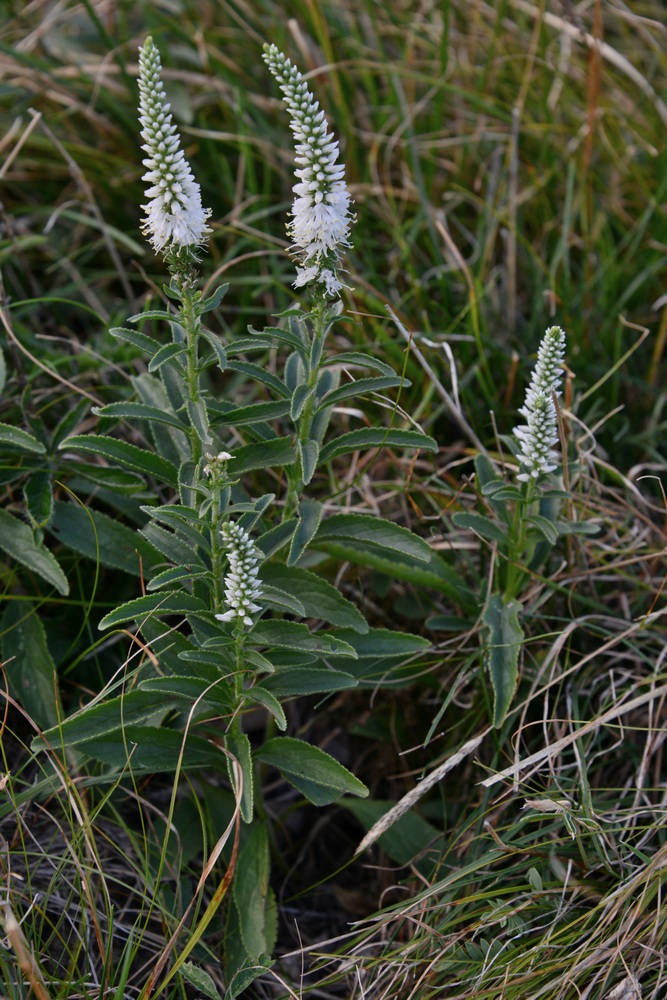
[0,509,69,595]
[254,737,368,806]
[483,593,524,727]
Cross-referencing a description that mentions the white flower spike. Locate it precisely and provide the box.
[514,325,566,482]
[215,521,263,628]
[263,43,353,297]
[138,37,211,255]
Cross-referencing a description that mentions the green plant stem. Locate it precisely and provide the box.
[174,273,203,467]
[504,479,536,601]
[209,500,224,615]
[285,299,327,519]
[231,623,246,737]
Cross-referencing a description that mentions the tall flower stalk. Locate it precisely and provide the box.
[503,325,566,601]
[262,43,352,300]
[263,44,355,515]
[137,36,213,465]
[138,36,211,256]
[513,325,566,488]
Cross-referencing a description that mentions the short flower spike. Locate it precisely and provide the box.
[263,43,353,298]
[215,521,263,628]
[514,326,566,482]
[138,37,211,254]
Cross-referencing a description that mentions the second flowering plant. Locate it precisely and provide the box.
[452,325,598,727]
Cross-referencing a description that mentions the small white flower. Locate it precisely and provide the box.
[263,43,353,297]
[514,326,566,482]
[214,521,263,627]
[138,36,211,254]
[203,451,234,477]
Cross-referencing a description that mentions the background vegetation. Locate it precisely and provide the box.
[0,1,665,997]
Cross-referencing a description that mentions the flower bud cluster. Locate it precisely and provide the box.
[214,521,263,627]
[138,37,211,254]
[514,325,566,482]
[263,44,352,298]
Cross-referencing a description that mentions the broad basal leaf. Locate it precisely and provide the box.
[0,509,68,595]
[2,604,61,730]
[483,593,524,728]
[51,500,163,577]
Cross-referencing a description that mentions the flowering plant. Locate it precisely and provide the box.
[451,325,597,727]
[28,36,441,991]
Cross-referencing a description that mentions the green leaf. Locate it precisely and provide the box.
[140,521,205,567]
[474,453,502,488]
[287,498,323,567]
[313,512,432,563]
[225,730,253,823]
[260,563,368,632]
[109,325,161,355]
[187,398,214,446]
[147,565,207,591]
[0,422,46,454]
[0,509,69,594]
[212,400,290,426]
[51,500,163,577]
[322,351,396,376]
[199,326,227,371]
[320,428,437,464]
[133,372,189,464]
[60,434,178,486]
[256,519,297,559]
[33,690,178,751]
[226,965,270,1000]
[232,822,271,959]
[128,309,175,323]
[300,439,319,485]
[0,347,5,394]
[290,383,313,421]
[147,341,187,373]
[139,675,233,713]
[226,360,289,398]
[248,324,307,355]
[67,463,147,495]
[243,687,287,730]
[53,725,224,770]
[526,514,559,545]
[2,604,61,730]
[98,591,209,630]
[483,594,524,727]
[481,482,524,501]
[24,470,53,528]
[254,737,368,805]
[315,375,408,412]
[258,585,306,616]
[328,627,430,658]
[201,283,229,313]
[232,439,296,475]
[261,668,357,697]
[92,402,186,430]
[181,963,222,1000]
[225,336,275,353]
[312,542,476,609]
[555,520,601,536]
[250,620,357,657]
[451,511,507,545]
